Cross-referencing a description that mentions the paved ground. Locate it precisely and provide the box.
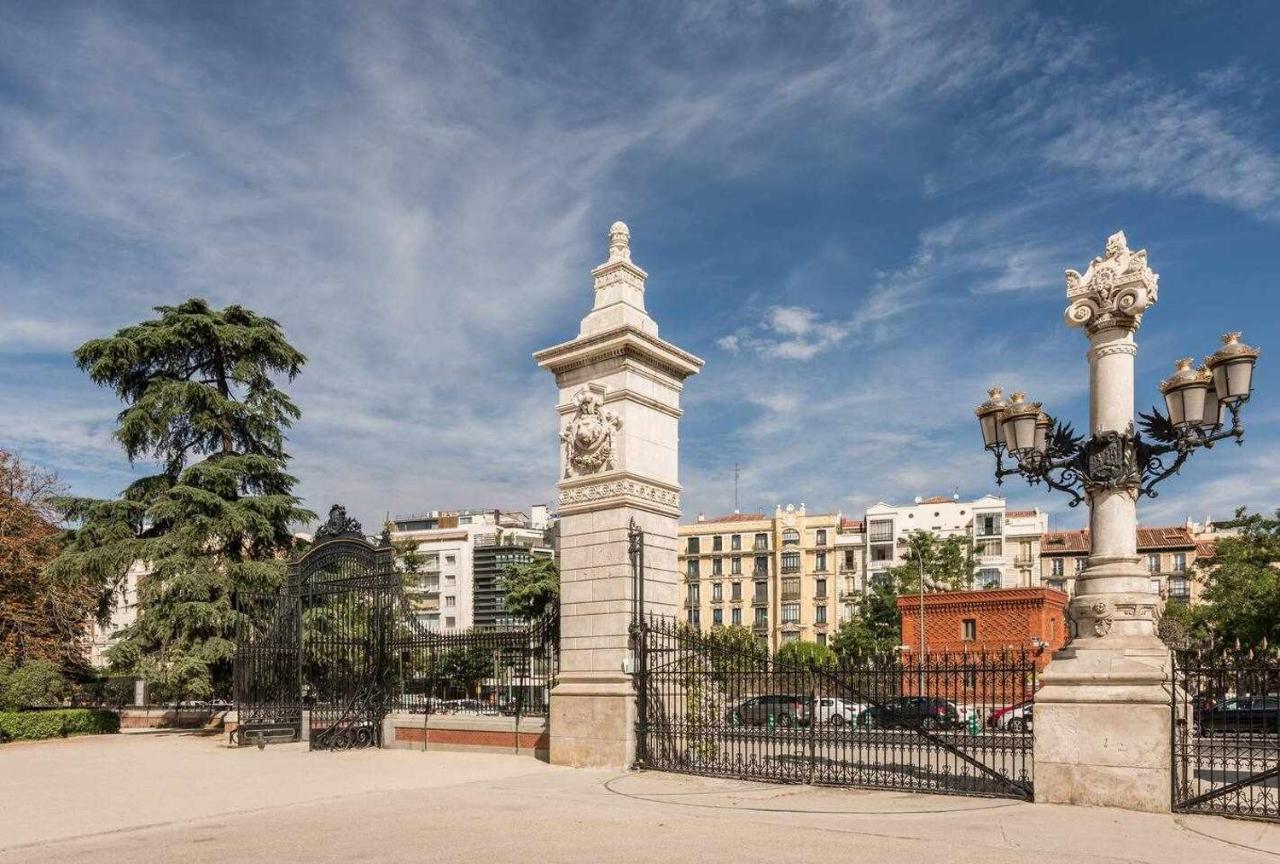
[1,732,1278,863]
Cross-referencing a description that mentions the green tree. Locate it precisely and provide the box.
[500,557,559,621]
[1193,508,1280,646]
[703,624,768,679]
[830,575,902,658]
[776,639,837,670]
[434,646,493,697]
[46,299,312,700]
[891,531,975,593]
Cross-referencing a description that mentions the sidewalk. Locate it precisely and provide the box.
[1,733,1276,863]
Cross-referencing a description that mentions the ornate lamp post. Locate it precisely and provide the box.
[974,231,1259,812]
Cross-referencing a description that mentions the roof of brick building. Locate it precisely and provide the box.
[839,517,864,531]
[700,512,767,524]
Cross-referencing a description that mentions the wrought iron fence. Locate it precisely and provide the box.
[633,614,1035,800]
[1173,648,1279,821]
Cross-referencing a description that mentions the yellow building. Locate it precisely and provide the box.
[679,505,841,653]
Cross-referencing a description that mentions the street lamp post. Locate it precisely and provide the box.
[973,231,1258,812]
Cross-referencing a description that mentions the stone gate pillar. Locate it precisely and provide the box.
[534,221,702,768]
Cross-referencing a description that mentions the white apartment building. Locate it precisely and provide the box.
[87,561,146,668]
[389,505,552,631]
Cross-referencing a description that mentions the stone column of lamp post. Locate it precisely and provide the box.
[973,231,1259,812]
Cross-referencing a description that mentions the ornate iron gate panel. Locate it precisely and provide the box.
[1173,649,1279,821]
[235,504,560,752]
[629,522,1034,800]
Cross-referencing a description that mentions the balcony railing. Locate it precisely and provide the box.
[753,542,768,551]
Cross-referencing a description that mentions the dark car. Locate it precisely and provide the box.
[1197,696,1279,735]
[729,694,811,728]
[860,697,963,730]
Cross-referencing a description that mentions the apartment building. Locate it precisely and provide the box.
[87,561,146,668]
[1039,525,1201,603]
[389,505,552,631]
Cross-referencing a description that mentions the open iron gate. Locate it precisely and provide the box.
[234,505,558,751]
[1173,648,1279,821]
[628,521,1035,800]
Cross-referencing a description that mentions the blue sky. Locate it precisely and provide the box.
[2,1,1278,533]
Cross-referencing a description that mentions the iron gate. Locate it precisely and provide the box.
[629,522,1035,800]
[234,505,559,751]
[1173,648,1279,821]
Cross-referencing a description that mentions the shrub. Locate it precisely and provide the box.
[0,659,69,709]
[0,708,120,742]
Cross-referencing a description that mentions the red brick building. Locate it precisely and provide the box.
[898,587,1069,678]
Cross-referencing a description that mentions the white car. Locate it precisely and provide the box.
[813,697,866,727]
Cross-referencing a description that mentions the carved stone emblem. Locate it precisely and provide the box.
[314,504,363,540]
[1089,599,1114,637]
[1083,430,1140,496]
[562,386,622,478]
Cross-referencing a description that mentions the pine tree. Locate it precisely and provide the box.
[47,299,312,700]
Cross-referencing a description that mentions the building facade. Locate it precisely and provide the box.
[389,505,552,631]
[679,496,1048,653]
[1038,525,1200,604]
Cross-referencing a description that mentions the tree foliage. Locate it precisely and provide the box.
[0,452,93,673]
[830,575,902,659]
[46,299,312,700]
[775,639,837,670]
[1188,508,1280,647]
[890,531,976,593]
[499,557,559,621]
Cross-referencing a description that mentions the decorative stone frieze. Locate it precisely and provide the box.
[557,477,680,511]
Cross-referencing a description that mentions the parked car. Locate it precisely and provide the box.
[987,702,1032,731]
[729,695,812,728]
[859,697,963,730]
[437,699,497,716]
[1196,696,1279,735]
[813,697,866,727]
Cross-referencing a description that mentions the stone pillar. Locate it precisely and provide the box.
[534,221,702,768]
[1035,231,1170,812]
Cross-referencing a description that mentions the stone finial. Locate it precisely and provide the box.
[608,221,631,262]
[1063,230,1159,334]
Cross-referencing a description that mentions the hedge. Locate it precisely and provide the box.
[0,709,120,742]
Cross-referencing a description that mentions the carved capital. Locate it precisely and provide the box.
[1064,231,1159,335]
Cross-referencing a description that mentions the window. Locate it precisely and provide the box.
[815,578,827,599]
[842,549,856,571]
[1019,540,1032,562]
[688,608,700,626]
[1173,553,1186,573]
[754,533,768,550]
[975,539,1003,558]
[686,559,700,578]
[712,582,723,602]
[445,574,456,586]
[815,605,827,624]
[962,619,977,641]
[753,581,768,602]
[445,595,456,608]
[1169,575,1190,603]
[870,544,893,563]
[712,535,723,552]
[782,631,799,644]
[754,607,768,626]
[731,534,742,551]
[1051,558,1064,578]
[817,633,827,647]
[782,551,801,573]
[712,558,723,576]
[782,529,800,546]
[975,513,1001,537]
[687,537,700,554]
[815,551,827,572]
[844,575,856,595]
[687,583,700,605]
[1149,577,1162,595]
[1048,579,1066,592]
[869,520,893,542]
[731,607,742,625]
[731,556,742,574]
[445,616,455,628]
[781,577,800,599]
[1074,557,1086,574]
[754,555,768,575]
[1146,553,1161,574]
[978,568,1001,589]
[782,603,800,623]
[445,555,455,564]
[712,608,723,626]
[816,529,828,546]
[731,581,742,601]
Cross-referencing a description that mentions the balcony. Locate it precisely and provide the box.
[753,542,769,551]
[752,595,769,606]
[752,621,769,633]
[780,591,801,602]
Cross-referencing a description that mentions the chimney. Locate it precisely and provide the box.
[697,512,705,522]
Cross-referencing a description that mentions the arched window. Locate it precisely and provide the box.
[782,529,800,546]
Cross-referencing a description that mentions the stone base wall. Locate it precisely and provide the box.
[384,713,549,759]
[118,708,220,730]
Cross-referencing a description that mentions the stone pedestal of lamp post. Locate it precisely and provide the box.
[1034,232,1170,812]
[534,221,702,769]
